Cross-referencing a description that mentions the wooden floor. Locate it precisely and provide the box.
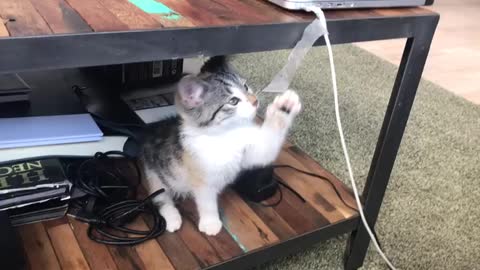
[17,143,358,270]
[356,0,480,104]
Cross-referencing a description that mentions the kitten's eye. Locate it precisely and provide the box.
[229,97,240,105]
[244,83,253,93]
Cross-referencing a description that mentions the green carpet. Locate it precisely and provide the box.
[231,45,480,270]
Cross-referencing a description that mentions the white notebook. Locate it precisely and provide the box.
[0,114,103,149]
[0,136,128,163]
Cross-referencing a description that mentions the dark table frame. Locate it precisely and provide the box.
[0,10,439,270]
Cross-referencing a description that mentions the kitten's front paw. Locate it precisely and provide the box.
[265,90,302,129]
[198,217,223,236]
[160,205,182,232]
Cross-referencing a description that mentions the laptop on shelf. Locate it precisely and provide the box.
[268,0,434,10]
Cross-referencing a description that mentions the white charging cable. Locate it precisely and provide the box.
[261,6,397,268]
[306,6,397,269]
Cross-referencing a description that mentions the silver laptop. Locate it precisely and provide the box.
[268,0,433,10]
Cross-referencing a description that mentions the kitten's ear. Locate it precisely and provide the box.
[177,75,206,108]
[201,56,229,73]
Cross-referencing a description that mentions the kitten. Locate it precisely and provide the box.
[139,56,301,236]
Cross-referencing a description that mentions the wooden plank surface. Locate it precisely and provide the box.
[285,145,357,216]
[132,0,195,28]
[139,187,201,270]
[204,228,245,261]
[273,185,330,234]
[158,0,233,26]
[177,217,223,267]
[71,212,146,270]
[275,147,357,222]
[101,225,148,270]
[17,223,61,270]
[107,245,146,270]
[69,218,119,270]
[274,161,345,222]
[155,231,201,270]
[98,0,163,29]
[0,0,52,36]
[227,0,302,22]
[218,0,297,24]
[29,0,92,34]
[44,218,91,270]
[65,0,129,32]
[220,190,279,251]
[179,199,245,261]
[245,195,297,240]
[128,218,175,270]
[157,0,289,26]
[0,2,437,37]
[17,140,359,270]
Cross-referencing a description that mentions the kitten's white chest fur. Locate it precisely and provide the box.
[183,122,258,188]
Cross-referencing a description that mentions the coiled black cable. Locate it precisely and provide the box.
[73,151,140,198]
[87,189,166,245]
[69,151,166,246]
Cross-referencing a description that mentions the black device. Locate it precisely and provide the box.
[8,199,68,226]
[232,166,278,203]
[85,60,184,89]
[0,73,31,104]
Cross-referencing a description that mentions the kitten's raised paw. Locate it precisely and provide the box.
[160,205,182,232]
[265,90,302,129]
[198,217,223,236]
[273,90,302,115]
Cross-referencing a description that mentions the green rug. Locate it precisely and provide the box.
[231,45,480,270]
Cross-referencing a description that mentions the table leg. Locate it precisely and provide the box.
[0,211,26,269]
[343,16,439,270]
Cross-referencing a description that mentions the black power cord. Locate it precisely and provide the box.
[272,164,357,211]
[72,151,139,200]
[87,189,166,245]
[271,164,385,251]
[68,151,166,246]
[255,179,308,207]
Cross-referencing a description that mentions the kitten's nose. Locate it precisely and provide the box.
[247,94,258,107]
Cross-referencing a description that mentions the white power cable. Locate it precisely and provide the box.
[307,6,397,270]
[262,5,397,269]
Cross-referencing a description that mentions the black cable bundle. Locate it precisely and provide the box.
[68,151,166,246]
[87,189,166,245]
[73,151,141,200]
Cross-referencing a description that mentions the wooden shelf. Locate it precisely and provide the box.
[0,0,434,37]
[17,143,359,270]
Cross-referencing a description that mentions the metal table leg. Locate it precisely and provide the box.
[343,14,439,270]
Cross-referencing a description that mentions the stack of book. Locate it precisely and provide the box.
[0,159,71,226]
[0,74,31,104]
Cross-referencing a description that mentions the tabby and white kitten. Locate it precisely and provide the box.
[140,56,301,235]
